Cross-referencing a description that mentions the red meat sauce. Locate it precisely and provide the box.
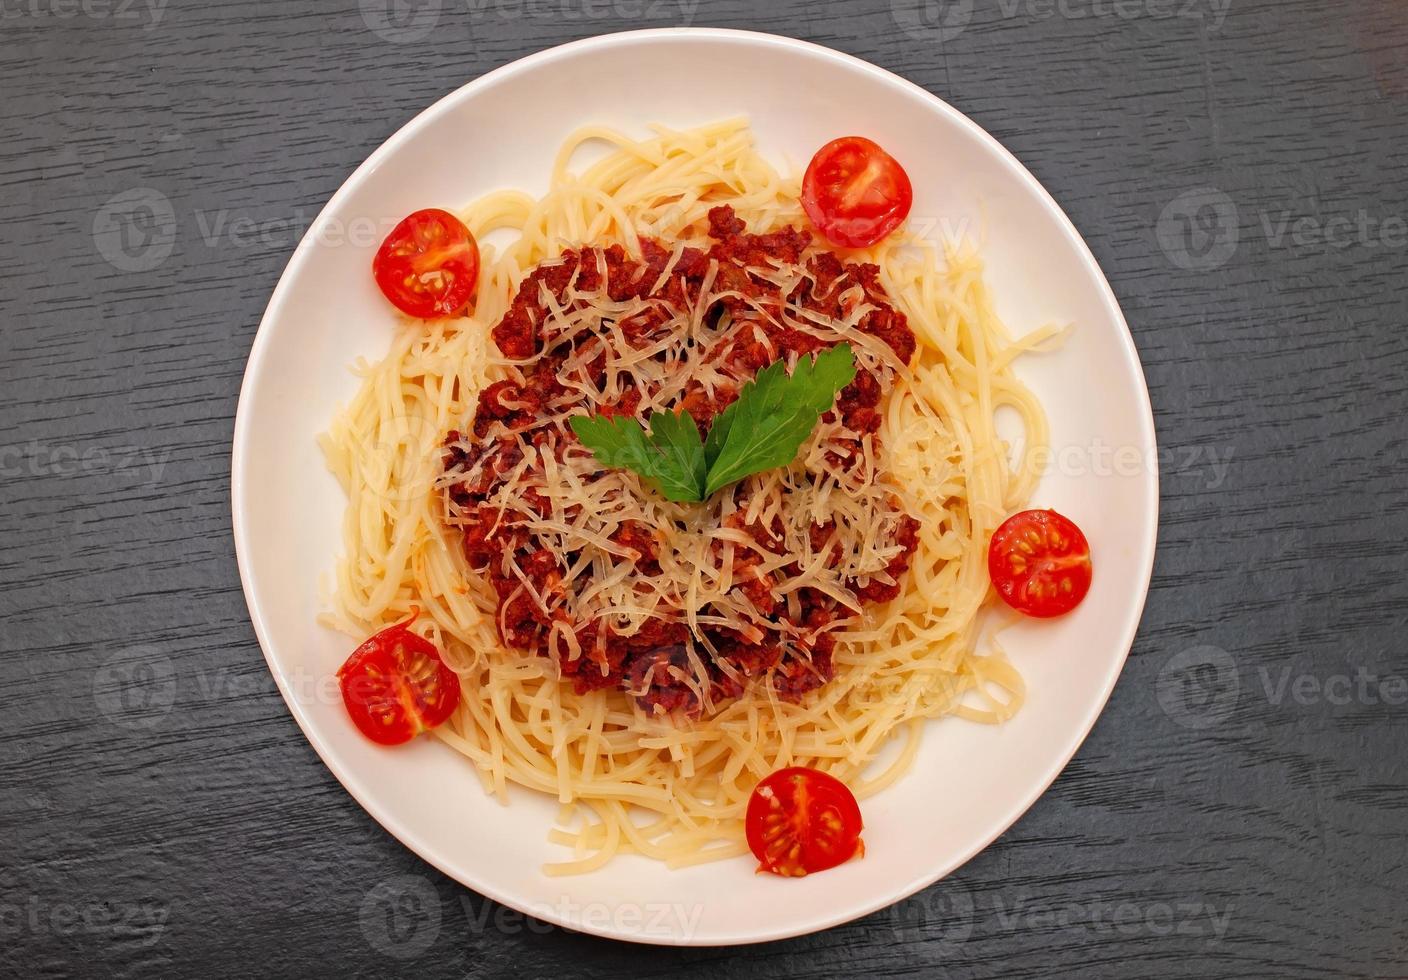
[444,206,920,716]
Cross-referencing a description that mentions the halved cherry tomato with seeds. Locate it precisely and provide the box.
[337,615,461,745]
[988,509,1093,618]
[801,137,914,249]
[372,208,480,319]
[745,767,864,877]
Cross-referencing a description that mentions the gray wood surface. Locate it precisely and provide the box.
[3,1,1407,976]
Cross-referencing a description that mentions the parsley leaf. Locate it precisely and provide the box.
[703,343,856,497]
[570,343,856,503]
[643,408,708,501]
[570,409,707,502]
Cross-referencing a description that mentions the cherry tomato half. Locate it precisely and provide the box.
[988,509,1093,618]
[745,767,864,877]
[372,208,480,319]
[801,137,914,249]
[337,617,461,745]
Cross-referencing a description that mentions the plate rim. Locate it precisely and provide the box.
[231,26,1159,946]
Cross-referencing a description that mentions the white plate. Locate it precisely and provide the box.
[232,28,1157,946]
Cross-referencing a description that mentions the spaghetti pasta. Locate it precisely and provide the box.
[319,119,1050,872]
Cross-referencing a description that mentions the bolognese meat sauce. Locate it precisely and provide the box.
[442,206,921,716]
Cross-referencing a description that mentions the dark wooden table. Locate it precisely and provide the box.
[4,1,1406,976]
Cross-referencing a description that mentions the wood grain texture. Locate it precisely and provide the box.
[2,0,1407,975]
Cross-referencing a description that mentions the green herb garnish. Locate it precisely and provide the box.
[569,343,857,503]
